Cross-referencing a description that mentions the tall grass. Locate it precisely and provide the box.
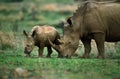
[0,31,16,50]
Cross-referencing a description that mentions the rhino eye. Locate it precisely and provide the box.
[27,45,30,47]
[69,41,71,43]
[68,41,71,44]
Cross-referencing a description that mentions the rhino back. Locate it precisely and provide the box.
[72,2,120,42]
[32,25,59,46]
[86,3,120,41]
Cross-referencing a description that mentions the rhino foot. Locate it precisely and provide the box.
[81,54,90,58]
[25,54,30,57]
[38,55,43,58]
[46,55,51,58]
[97,55,105,59]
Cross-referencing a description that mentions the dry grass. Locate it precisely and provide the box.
[0,12,24,22]
[90,40,116,53]
[0,31,16,50]
[78,40,117,57]
[41,4,77,12]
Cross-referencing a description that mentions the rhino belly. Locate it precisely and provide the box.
[106,33,120,42]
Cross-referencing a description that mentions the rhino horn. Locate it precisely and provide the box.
[57,39,64,44]
[48,38,60,51]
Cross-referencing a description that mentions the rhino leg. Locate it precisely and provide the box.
[81,39,91,58]
[38,46,44,57]
[93,33,105,59]
[46,46,52,58]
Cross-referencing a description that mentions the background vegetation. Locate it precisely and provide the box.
[0,0,120,79]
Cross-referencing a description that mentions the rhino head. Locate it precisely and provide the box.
[49,17,80,58]
[23,30,35,57]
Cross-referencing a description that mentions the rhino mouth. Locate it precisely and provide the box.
[63,54,71,58]
[58,53,71,58]
[24,50,31,57]
[25,53,30,57]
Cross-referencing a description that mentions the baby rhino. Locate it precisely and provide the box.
[23,25,60,57]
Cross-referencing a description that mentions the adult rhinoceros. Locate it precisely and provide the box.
[49,1,120,58]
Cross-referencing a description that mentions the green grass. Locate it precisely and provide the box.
[0,50,120,79]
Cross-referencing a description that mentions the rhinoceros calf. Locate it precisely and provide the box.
[23,25,60,57]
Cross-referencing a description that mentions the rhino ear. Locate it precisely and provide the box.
[31,30,36,37]
[67,17,72,26]
[23,30,28,37]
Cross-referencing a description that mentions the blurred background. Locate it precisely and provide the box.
[0,0,78,53]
